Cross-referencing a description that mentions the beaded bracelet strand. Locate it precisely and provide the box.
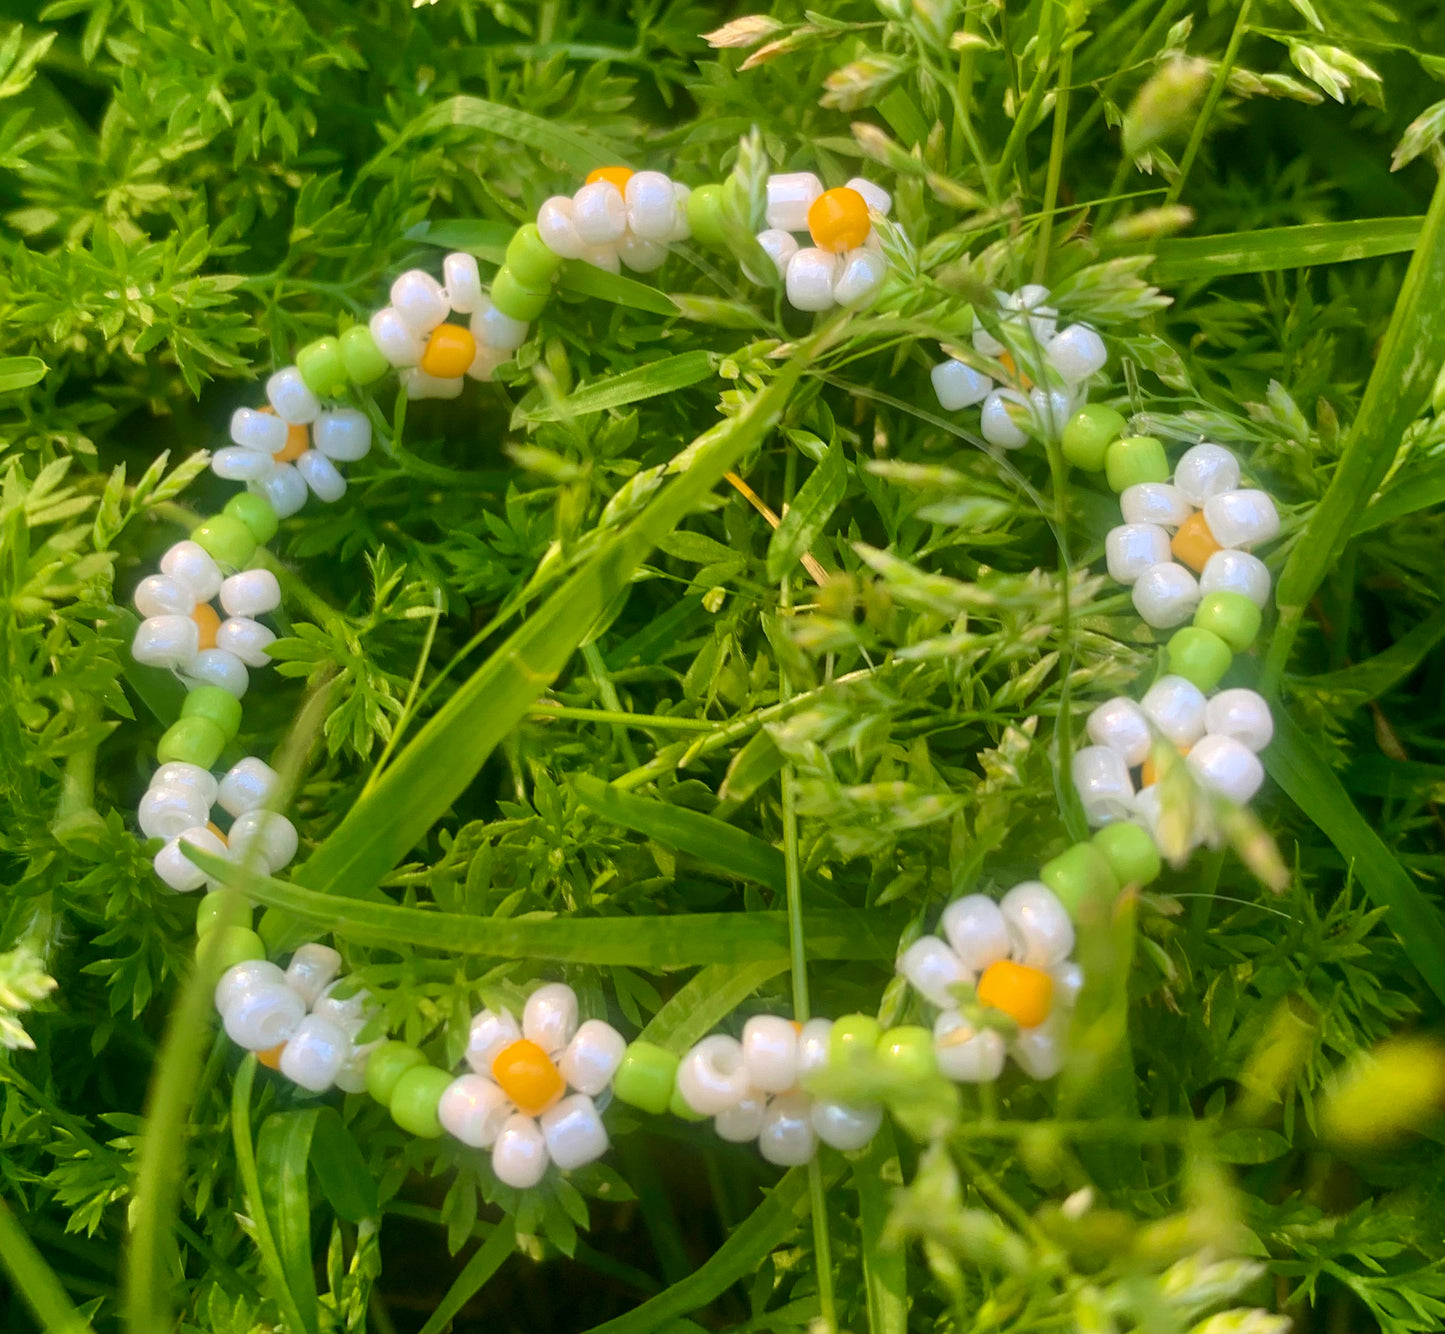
[126,160,1281,1192]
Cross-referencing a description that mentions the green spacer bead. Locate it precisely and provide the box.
[668,1081,708,1122]
[505,223,564,292]
[1062,405,1127,472]
[190,515,257,570]
[297,337,349,398]
[157,716,226,769]
[1091,822,1162,888]
[1041,841,1120,917]
[181,685,242,742]
[1193,590,1261,653]
[829,1013,882,1067]
[877,1025,936,1081]
[1104,436,1169,492]
[223,492,279,545]
[196,891,252,938]
[200,926,266,971]
[365,1041,427,1105]
[490,266,550,322]
[389,1065,452,1139]
[686,183,728,248]
[1167,626,1233,692]
[612,1040,679,1115]
[339,325,391,385]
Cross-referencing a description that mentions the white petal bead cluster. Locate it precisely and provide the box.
[764,174,890,312]
[535,171,689,281]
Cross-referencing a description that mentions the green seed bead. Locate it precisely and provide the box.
[1062,405,1128,472]
[1167,626,1233,692]
[339,325,390,385]
[200,926,266,971]
[612,1040,679,1115]
[490,267,549,322]
[181,685,242,742]
[190,515,257,570]
[157,716,226,769]
[196,891,252,938]
[223,492,279,545]
[877,1025,937,1081]
[389,1065,452,1138]
[1192,590,1261,653]
[1104,436,1169,492]
[668,1081,708,1122]
[1041,841,1120,917]
[829,1013,882,1066]
[1091,822,1162,887]
[365,1041,427,1105]
[505,223,564,292]
[296,336,348,398]
[686,183,728,248]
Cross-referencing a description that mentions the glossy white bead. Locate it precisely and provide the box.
[998,881,1075,968]
[492,1113,549,1189]
[845,177,891,216]
[466,1008,522,1075]
[572,180,627,245]
[181,649,249,698]
[757,1092,817,1166]
[401,368,463,401]
[577,243,620,274]
[369,307,425,367]
[796,1018,833,1080]
[467,346,507,382]
[139,784,211,841]
[1132,561,1201,629]
[470,297,530,352]
[972,314,1004,358]
[440,1074,512,1147]
[218,757,279,818]
[1203,489,1279,548]
[442,252,483,314]
[1072,745,1134,827]
[617,235,668,273]
[834,248,888,308]
[741,1015,798,1094]
[1086,697,1151,767]
[219,569,280,618]
[333,1041,377,1094]
[223,980,306,1050]
[1052,961,1085,1007]
[752,228,798,281]
[765,171,822,231]
[624,171,676,241]
[940,895,1011,972]
[537,196,586,260]
[897,935,972,1008]
[1204,688,1273,752]
[1121,483,1192,529]
[312,982,372,1036]
[541,1093,609,1170]
[1174,444,1239,505]
[215,959,286,1016]
[296,450,347,502]
[785,247,838,312]
[211,446,275,483]
[1140,674,1208,748]
[933,1011,1007,1082]
[714,1092,766,1143]
[676,1035,750,1115]
[667,182,692,242]
[154,761,219,806]
[1011,1015,1066,1079]
[558,1019,626,1096]
[1029,386,1077,440]
[216,617,274,668]
[266,367,321,425]
[1187,734,1265,804]
[312,408,371,462]
[812,1098,883,1151]
[230,406,288,454]
[1008,284,1052,311]
[980,389,1031,449]
[1200,549,1270,608]
[284,943,342,1007]
[228,809,299,873]
[390,269,450,336]
[1105,523,1171,585]
[161,541,223,602]
[522,983,578,1057]
[931,359,992,410]
[134,574,195,619]
[249,463,309,519]
[279,1014,350,1091]
[1048,323,1107,383]
[132,615,199,669]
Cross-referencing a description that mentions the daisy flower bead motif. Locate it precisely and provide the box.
[442,983,625,1189]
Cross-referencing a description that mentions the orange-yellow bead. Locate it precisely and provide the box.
[586,165,633,193]
[491,1038,565,1116]
[420,323,477,379]
[192,603,221,651]
[807,187,871,253]
[206,821,228,845]
[1141,747,1186,787]
[273,422,309,463]
[977,960,1054,1030]
[1171,510,1222,573]
[258,1043,286,1070]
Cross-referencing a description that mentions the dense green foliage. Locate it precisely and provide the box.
[3,0,1445,1331]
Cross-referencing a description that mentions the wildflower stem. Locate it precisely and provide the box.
[1166,0,1253,204]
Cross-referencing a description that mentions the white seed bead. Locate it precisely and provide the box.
[390,269,450,336]
[897,935,972,1008]
[1086,697,1151,767]
[931,359,992,410]
[1203,489,1279,548]
[537,196,586,260]
[667,182,692,242]
[1132,561,1201,629]
[400,368,463,401]
[154,761,219,806]
[624,171,676,241]
[492,1113,549,1189]
[1200,549,1271,608]
[617,235,668,273]
[796,1018,833,1080]
[765,171,822,231]
[577,243,621,274]
[216,617,274,668]
[1204,688,1274,752]
[154,826,227,892]
[741,1015,799,1094]
[1072,745,1134,827]
[139,784,211,841]
[812,1098,883,1151]
[211,446,275,483]
[230,407,288,454]
[1048,323,1107,383]
[161,541,223,602]
[313,982,372,1036]
[522,983,578,1057]
[572,180,627,245]
[1029,386,1077,439]
[135,574,195,619]
[933,1011,1007,1083]
[676,1034,750,1116]
[540,1092,609,1170]
[757,1092,817,1166]
[972,315,1004,357]
[218,757,280,818]
[280,1014,351,1091]
[1120,483,1192,529]
[266,367,321,425]
[940,895,1011,972]
[998,881,1075,968]
[980,389,1031,449]
[1052,961,1085,1007]
[558,1019,626,1096]
[845,176,891,216]
[312,408,371,462]
[1008,283,1051,310]
[296,450,347,502]
[1105,523,1171,585]
[466,1008,522,1075]
[440,1074,512,1147]
[181,649,249,698]
[714,1092,766,1143]
[1011,1014,1066,1079]
[219,569,280,618]
[249,463,309,519]
[442,252,483,314]
[223,979,307,1050]
[228,809,298,874]
[216,959,286,1015]
[1174,443,1240,505]
[1187,734,1265,804]
[1141,674,1208,748]
[467,346,507,382]
[370,307,425,367]
[785,247,839,312]
[752,228,798,281]
[132,615,199,669]
[284,943,342,1007]
[334,1041,378,1094]
[833,248,888,308]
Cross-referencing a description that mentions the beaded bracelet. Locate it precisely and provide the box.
[127,161,1281,1192]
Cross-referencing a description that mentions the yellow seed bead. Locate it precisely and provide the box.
[258,1043,286,1070]
[1171,510,1222,573]
[491,1038,565,1116]
[192,603,221,650]
[420,323,477,379]
[586,165,633,193]
[977,960,1054,1030]
[273,422,309,462]
[807,187,871,253]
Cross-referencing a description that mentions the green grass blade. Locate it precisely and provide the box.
[256,1109,322,1334]
[1295,605,1445,700]
[766,439,845,583]
[516,352,716,425]
[410,218,514,264]
[638,960,789,1053]
[0,1197,96,1334]
[417,1218,517,1334]
[396,96,625,174]
[1353,455,1445,534]
[308,1107,380,1224]
[1149,217,1423,282]
[855,1126,908,1334]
